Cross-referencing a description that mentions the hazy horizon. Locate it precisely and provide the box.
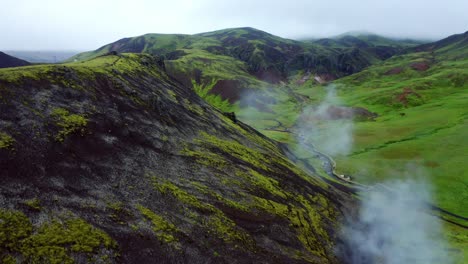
[1,0,467,50]
[1,28,440,52]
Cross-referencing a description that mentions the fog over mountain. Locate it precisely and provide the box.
[1,0,466,50]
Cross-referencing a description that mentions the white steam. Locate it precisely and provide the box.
[339,179,452,264]
[297,84,353,156]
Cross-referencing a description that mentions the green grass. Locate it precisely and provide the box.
[166,48,262,84]
[333,51,468,217]
[192,79,236,112]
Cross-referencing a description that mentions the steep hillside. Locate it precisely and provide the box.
[0,51,30,68]
[0,53,350,263]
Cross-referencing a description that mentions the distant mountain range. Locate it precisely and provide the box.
[3,50,81,63]
[69,28,425,87]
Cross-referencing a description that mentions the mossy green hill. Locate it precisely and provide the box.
[0,53,353,263]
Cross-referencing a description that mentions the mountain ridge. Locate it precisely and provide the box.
[69,27,422,88]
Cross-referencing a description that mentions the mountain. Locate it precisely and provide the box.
[4,50,81,63]
[0,52,351,263]
[329,32,424,47]
[69,28,421,95]
[312,34,424,65]
[0,51,30,68]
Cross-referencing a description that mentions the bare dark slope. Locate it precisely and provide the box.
[0,51,30,68]
[0,53,350,263]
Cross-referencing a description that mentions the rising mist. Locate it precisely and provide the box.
[338,178,452,264]
[296,84,353,157]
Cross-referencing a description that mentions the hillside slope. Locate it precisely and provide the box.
[409,30,468,59]
[0,51,30,68]
[0,53,350,263]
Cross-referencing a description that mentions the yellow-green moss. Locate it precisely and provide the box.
[183,98,204,116]
[236,169,288,199]
[0,209,32,252]
[166,89,178,103]
[191,181,250,212]
[250,195,332,259]
[152,179,214,212]
[1,255,16,264]
[152,178,251,244]
[0,209,117,264]
[51,108,88,142]
[252,196,289,218]
[23,198,42,210]
[181,145,228,168]
[0,66,44,84]
[196,132,270,171]
[136,204,178,244]
[0,132,14,149]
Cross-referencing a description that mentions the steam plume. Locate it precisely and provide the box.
[297,84,353,156]
[338,179,453,264]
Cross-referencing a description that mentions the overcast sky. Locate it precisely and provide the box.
[1,0,467,50]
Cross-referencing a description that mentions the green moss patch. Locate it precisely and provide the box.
[196,131,271,171]
[23,198,42,211]
[192,79,235,112]
[136,205,178,244]
[51,108,88,142]
[0,132,14,149]
[152,178,251,244]
[0,209,116,263]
